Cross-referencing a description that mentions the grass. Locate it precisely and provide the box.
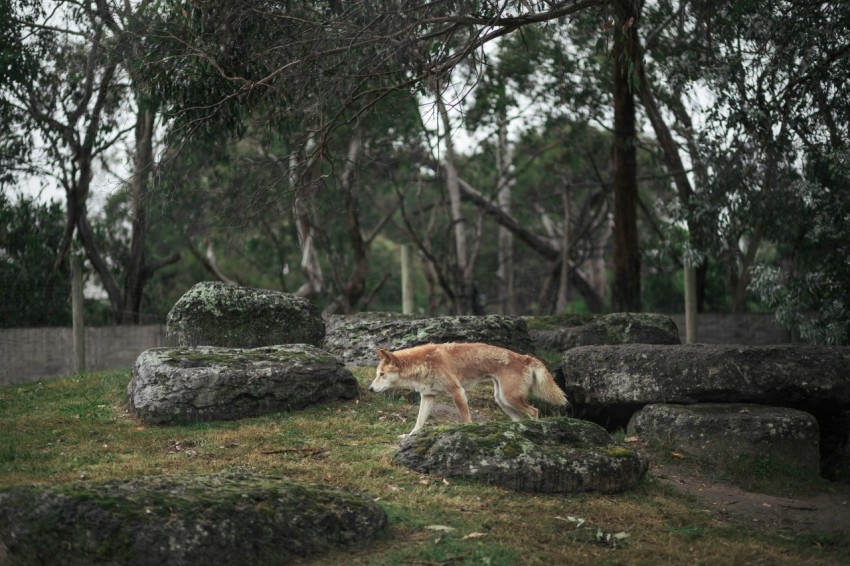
[1,369,848,565]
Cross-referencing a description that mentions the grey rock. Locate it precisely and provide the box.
[127,344,357,424]
[628,403,820,472]
[0,473,386,565]
[394,418,648,494]
[560,344,850,427]
[167,281,324,348]
[524,312,680,353]
[323,312,535,367]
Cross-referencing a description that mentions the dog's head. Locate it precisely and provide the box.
[368,348,400,393]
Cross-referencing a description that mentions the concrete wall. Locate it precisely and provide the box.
[0,325,174,386]
[0,314,793,386]
[669,313,792,345]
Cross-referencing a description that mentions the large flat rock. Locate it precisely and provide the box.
[0,473,386,564]
[394,418,648,494]
[323,312,535,367]
[628,403,820,472]
[524,312,680,353]
[127,344,357,424]
[167,281,325,348]
[560,344,850,426]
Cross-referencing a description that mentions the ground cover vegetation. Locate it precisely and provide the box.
[1,1,848,343]
[1,369,848,565]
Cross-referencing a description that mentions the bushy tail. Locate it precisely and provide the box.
[530,363,570,407]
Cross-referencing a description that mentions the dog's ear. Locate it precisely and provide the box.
[375,348,388,362]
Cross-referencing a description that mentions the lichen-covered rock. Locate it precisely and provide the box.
[127,344,357,424]
[394,418,648,494]
[0,473,386,565]
[167,281,324,348]
[560,344,850,427]
[524,312,680,353]
[628,403,820,472]
[324,312,535,367]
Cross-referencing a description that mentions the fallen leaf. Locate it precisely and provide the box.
[462,532,486,540]
[624,436,640,443]
[425,525,455,532]
[670,451,685,459]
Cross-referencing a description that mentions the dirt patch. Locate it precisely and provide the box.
[650,462,850,535]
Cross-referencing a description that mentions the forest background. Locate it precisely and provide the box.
[1,0,848,345]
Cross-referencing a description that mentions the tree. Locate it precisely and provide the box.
[0,192,70,327]
[3,0,179,323]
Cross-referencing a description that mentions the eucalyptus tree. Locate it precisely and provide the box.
[636,0,849,341]
[141,0,667,315]
[2,0,179,323]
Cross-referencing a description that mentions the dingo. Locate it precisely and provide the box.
[368,342,569,436]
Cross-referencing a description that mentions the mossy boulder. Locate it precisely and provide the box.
[0,473,386,565]
[167,281,324,348]
[127,344,357,424]
[524,312,679,353]
[324,312,535,367]
[628,403,821,473]
[561,344,850,481]
[394,418,648,494]
[561,344,850,427]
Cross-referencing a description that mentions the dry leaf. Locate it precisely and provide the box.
[425,525,455,532]
[670,451,685,459]
[462,532,486,540]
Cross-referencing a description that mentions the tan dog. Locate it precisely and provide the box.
[368,342,569,436]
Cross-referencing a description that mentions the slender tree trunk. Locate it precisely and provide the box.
[123,106,155,323]
[495,113,515,315]
[611,0,642,312]
[331,128,367,313]
[436,94,473,314]
[291,148,323,298]
[556,187,571,313]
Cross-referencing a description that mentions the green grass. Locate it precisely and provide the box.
[1,369,847,565]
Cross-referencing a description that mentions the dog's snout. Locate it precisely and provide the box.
[368,384,375,392]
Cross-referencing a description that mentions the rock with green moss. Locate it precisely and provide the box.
[628,403,820,472]
[0,473,386,564]
[561,344,850,427]
[394,418,648,493]
[324,312,536,367]
[127,344,357,424]
[523,312,680,353]
[167,281,324,348]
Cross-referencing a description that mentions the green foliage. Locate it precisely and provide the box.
[750,152,850,344]
[0,192,70,327]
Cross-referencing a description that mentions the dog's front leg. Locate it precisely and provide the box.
[404,393,436,437]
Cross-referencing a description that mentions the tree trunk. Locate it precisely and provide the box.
[327,128,367,313]
[611,0,642,312]
[122,106,155,323]
[436,94,473,314]
[495,113,515,315]
[556,187,571,313]
[292,149,323,299]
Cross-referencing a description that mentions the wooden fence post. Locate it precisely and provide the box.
[684,264,697,344]
[401,244,414,314]
[72,254,86,373]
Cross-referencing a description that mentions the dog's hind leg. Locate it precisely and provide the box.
[504,394,539,420]
[445,381,472,424]
[493,380,524,421]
